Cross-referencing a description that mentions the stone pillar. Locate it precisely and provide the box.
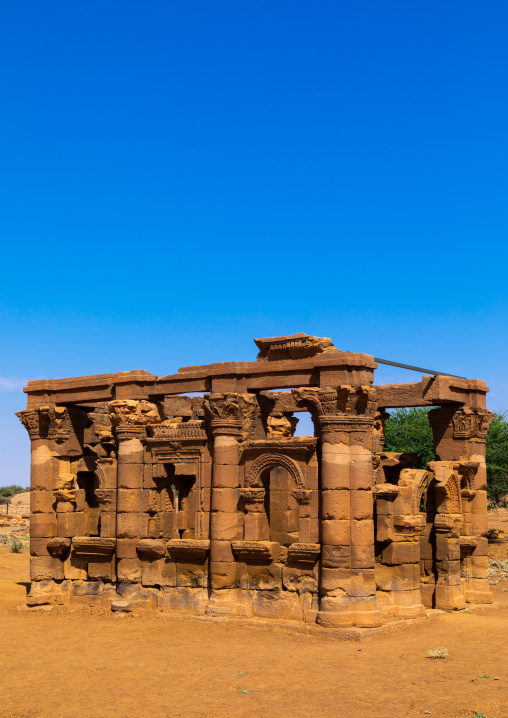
[389,469,427,617]
[204,392,255,617]
[294,386,381,628]
[292,489,312,543]
[17,406,74,602]
[241,488,267,540]
[108,400,161,593]
[429,406,494,606]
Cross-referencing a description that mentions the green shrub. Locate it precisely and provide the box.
[486,413,508,505]
[10,537,24,553]
[383,408,508,506]
[383,407,436,469]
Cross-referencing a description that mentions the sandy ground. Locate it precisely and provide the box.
[0,553,507,716]
[0,500,508,718]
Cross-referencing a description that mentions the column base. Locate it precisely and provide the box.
[435,583,466,611]
[351,596,383,627]
[205,589,249,618]
[316,596,354,628]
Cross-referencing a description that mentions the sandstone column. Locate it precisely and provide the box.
[429,405,494,607]
[108,400,161,589]
[17,406,72,600]
[294,386,381,628]
[204,393,254,617]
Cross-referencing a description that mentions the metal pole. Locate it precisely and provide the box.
[374,357,466,380]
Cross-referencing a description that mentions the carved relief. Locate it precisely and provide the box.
[372,410,390,453]
[151,420,206,440]
[397,469,429,515]
[429,461,462,515]
[267,412,298,438]
[108,400,161,427]
[255,333,339,361]
[16,406,71,440]
[293,385,377,436]
[452,408,495,440]
[245,453,304,488]
[204,392,258,438]
[94,458,115,504]
[53,473,78,506]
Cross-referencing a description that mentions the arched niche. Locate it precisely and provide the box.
[244,453,305,546]
[245,453,304,489]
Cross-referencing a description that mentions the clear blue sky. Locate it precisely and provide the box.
[1,1,507,486]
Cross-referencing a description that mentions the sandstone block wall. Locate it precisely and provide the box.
[16,333,493,626]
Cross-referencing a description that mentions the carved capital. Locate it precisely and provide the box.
[291,489,312,505]
[114,424,147,442]
[240,488,265,512]
[292,386,377,437]
[204,392,258,438]
[16,409,41,439]
[458,462,480,490]
[16,406,71,441]
[240,487,265,503]
[108,400,161,428]
[434,513,463,537]
[293,385,377,442]
[452,408,495,440]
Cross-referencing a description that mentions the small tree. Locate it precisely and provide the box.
[383,407,436,470]
[383,408,508,506]
[486,413,508,505]
[0,485,28,515]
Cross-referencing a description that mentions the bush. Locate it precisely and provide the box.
[383,407,436,469]
[0,485,27,499]
[383,408,508,506]
[10,537,24,553]
[486,413,508,506]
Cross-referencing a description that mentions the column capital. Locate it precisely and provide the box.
[16,406,71,441]
[452,407,495,441]
[240,487,265,511]
[292,385,377,439]
[203,392,257,438]
[108,399,160,441]
[114,424,147,442]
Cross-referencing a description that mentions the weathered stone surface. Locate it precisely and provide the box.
[16,333,491,625]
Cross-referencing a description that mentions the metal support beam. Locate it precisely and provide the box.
[374,357,465,380]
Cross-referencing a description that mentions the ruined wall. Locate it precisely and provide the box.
[16,333,493,627]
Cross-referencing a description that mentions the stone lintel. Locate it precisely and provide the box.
[376,376,488,409]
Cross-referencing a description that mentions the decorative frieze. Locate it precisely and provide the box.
[166,539,210,559]
[72,537,116,556]
[287,543,320,563]
[150,420,207,441]
[231,540,275,561]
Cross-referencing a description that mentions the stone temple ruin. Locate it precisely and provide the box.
[17,334,494,628]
